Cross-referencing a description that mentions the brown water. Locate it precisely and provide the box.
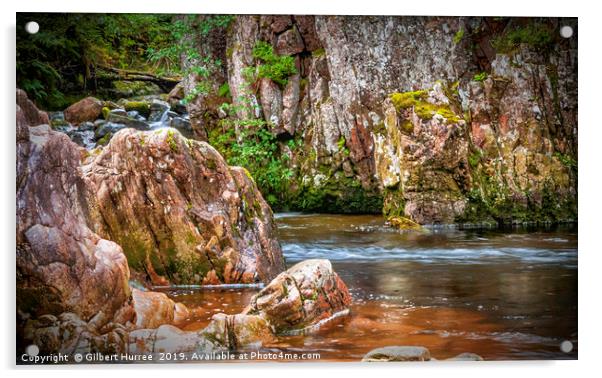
[163,214,578,361]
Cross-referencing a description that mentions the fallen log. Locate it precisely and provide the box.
[93,65,181,92]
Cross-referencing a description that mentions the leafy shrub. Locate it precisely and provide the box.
[491,23,554,54]
[250,41,297,86]
[473,72,488,82]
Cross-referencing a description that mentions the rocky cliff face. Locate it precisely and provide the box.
[182,16,577,225]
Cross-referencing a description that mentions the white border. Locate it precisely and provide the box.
[2,1,599,377]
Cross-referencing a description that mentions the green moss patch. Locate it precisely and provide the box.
[124,101,151,117]
[389,90,461,123]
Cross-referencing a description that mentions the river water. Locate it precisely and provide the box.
[165,213,578,361]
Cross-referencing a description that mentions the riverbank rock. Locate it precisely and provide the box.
[82,127,285,285]
[64,96,104,124]
[16,88,49,126]
[128,324,202,354]
[362,346,431,362]
[131,289,191,329]
[23,312,130,355]
[16,93,137,355]
[243,259,352,334]
[16,121,132,323]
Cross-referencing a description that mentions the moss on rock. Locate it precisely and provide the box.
[124,101,151,117]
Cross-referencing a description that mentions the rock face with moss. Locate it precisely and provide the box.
[82,128,285,285]
[181,16,577,225]
[377,83,470,224]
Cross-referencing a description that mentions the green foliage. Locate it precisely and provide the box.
[337,136,350,155]
[250,41,297,86]
[218,82,231,98]
[554,152,577,170]
[453,28,465,44]
[209,99,294,209]
[473,72,488,82]
[468,149,483,169]
[491,22,554,54]
[166,129,179,152]
[182,82,211,105]
[148,15,234,105]
[293,173,383,214]
[17,13,176,109]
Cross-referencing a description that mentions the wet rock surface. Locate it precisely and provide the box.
[243,259,352,334]
[362,346,431,362]
[82,128,285,286]
[64,97,104,125]
[361,346,483,362]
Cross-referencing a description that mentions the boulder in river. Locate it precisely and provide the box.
[105,112,149,130]
[64,96,104,125]
[131,289,191,329]
[199,313,276,350]
[243,259,352,334]
[362,346,431,362]
[82,127,286,285]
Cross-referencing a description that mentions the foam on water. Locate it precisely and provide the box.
[282,243,577,266]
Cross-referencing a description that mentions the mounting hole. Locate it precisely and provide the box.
[560,340,573,353]
[560,25,573,39]
[25,21,39,34]
[25,344,39,357]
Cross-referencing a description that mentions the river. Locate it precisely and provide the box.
[164,213,578,361]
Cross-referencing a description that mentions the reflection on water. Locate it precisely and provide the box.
[164,214,577,361]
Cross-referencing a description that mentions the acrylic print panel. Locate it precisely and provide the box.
[15,13,577,364]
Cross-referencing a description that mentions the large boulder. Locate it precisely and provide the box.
[243,259,352,334]
[64,96,104,124]
[82,128,286,285]
[16,95,136,355]
[375,83,470,224]
[16,121,132,323]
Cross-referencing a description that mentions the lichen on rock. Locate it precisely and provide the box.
[82,127,285,286]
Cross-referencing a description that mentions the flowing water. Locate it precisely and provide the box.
[164,213,578,361]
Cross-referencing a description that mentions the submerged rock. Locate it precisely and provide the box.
[131,289,191,329]
[128,324,201,354]
[82,128,285,285]
[362,346,431,362]
[446,352,484,361]
[387,216,423,231]
[200,313,276,350]
[243,259,352,334]
[64,96,104,124]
